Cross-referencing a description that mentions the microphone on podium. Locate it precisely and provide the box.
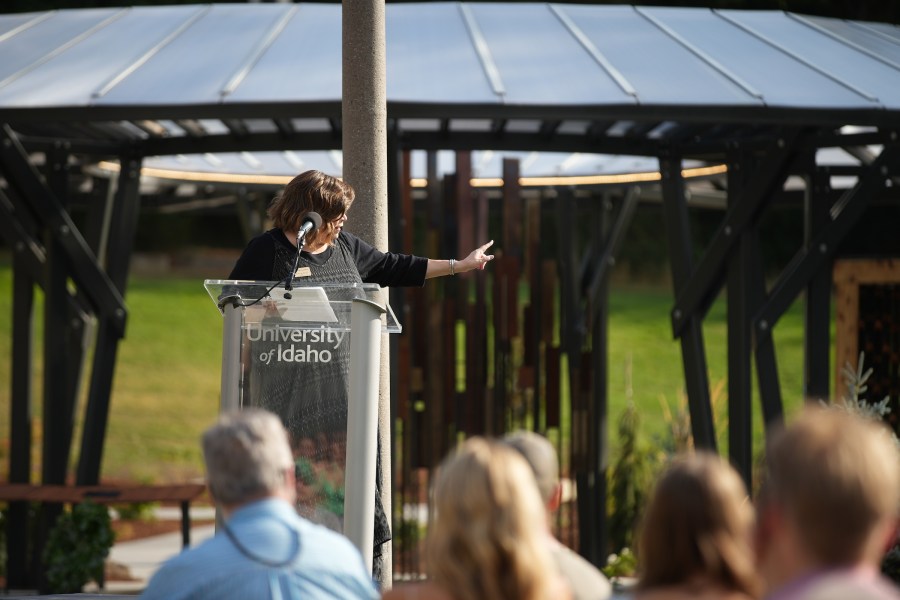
[285,212,322,296]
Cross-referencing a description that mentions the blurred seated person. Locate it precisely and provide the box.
[635,452,760,600]
[383,437,571,600]
[141,408,376,600]
[756,407,900,600]
[503,431,612,600]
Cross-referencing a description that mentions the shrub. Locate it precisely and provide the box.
[43,501,115,593]
[607,401,657,553]
[602,546,637,579]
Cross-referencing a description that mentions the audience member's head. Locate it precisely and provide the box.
[502,430,561,510]
[428,437,562,600]
[503,431,613,600]
[142,408,378,600]
[637,452,760,599]
[757,406,900,590]
[202,408,296,513]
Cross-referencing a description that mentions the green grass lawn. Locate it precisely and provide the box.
[605,285,809,460]
[0,265,223,482]
[0,263,812,483]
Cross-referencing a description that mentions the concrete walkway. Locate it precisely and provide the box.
[83,507,217,595]
[98,524,216,594]
[83,505,635,598]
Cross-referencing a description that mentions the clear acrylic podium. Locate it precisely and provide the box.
[204,279,400,569]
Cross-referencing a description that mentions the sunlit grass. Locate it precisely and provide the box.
[0,266,221,482]
[0,264,812,483]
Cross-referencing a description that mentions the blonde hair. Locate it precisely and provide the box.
[267,170,353,247]
[764,406,900,566]
[637,452,760,597]
[428,437,557,600]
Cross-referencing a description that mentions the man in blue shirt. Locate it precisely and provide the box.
[141,408,378,600]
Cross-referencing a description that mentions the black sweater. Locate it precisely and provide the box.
[228,228,427,287]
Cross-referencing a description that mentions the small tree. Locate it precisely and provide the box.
[834,352,898,448]
[607,400,656,555]
[834,353,900,586]
[43,501,115,593]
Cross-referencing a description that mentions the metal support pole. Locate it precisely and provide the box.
[588,197,608,566]
[660,156,717,451]
[804,159,832,403]
[77,156,143,485]
[345,299,386,573]
[726,149,753,489]
[220,298,243,413]
[42,146,73,487]
[7,255,34,588]
[671,131,802,336]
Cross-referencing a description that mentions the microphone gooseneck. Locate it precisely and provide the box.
[284,212,323,297]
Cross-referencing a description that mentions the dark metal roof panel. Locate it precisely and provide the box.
[0,7,122,88]
[465,4,636,105]
[386,3,498,103]
[851,20,900,47]
[226,4,342,103]
[808,17,900,66]
[643,7,879,108]
[718,10,900,108]
[0,11,50,39]
[560,5,762,106]
[0,6,208,107]
[0,3,897,117]
[96,4,291,105]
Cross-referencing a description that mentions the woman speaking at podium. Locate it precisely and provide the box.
[229,169,494,285]
[227,169,494,577]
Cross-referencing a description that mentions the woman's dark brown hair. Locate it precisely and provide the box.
[637,452,760,597]
[267,170,354,245]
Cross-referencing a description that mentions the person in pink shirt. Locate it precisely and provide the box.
[756,407,900,600]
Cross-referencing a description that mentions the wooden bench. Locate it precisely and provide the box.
[0,483,208,548]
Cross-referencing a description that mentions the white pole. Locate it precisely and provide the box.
[343,0,391,584]
[344,298,385,572]
[219,299,242,413]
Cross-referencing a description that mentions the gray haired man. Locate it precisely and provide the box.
[141,408,377,600]
[504,431,613,600]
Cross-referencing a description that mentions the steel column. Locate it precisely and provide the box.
[804,156,832,403]
[660,156,717,451]
[585,188,639,323]
[754,146,898,331]
[726,149,754,488]
[35,148,72,593]
[47,146,86,487]
[587,197,608,566]
[0,126,126,333]
[672,131,802,337]
[77,156,143,485]
[41,148,74,486]
[557,188,582,360]
[6,254,35,588]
